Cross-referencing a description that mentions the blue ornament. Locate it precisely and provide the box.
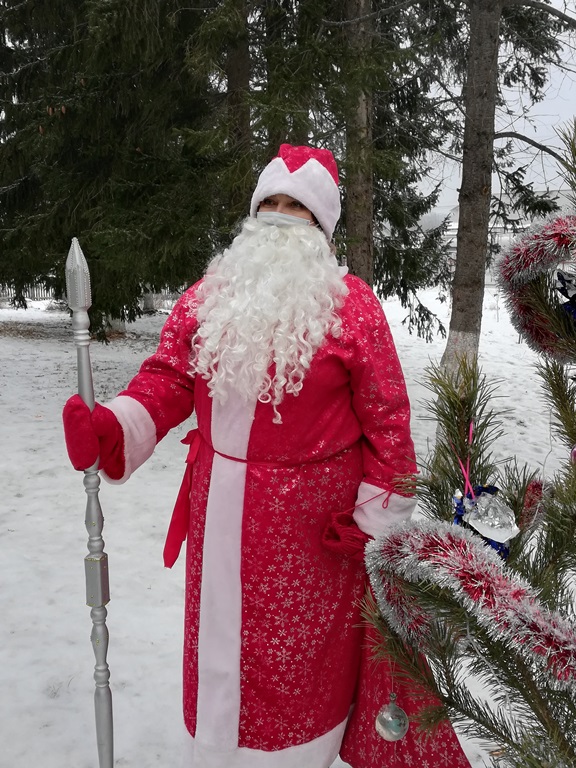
[453,485,519,559]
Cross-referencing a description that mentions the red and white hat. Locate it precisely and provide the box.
[250,144,341,240]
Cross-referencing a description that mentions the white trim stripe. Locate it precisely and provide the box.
[195,453,245,748]
[102,395,157,484]
[194,389,256,749]
[182,717,347,768]
[353,481,416,538]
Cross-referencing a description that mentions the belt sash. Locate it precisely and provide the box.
[162,430,375,568]
[163,429,299,567]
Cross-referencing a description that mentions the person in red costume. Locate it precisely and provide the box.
[63,144,471,768]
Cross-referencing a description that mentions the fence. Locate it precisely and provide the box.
[0,283,59,302]
[0,283,182,310]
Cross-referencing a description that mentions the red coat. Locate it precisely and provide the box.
[104,274,470,768]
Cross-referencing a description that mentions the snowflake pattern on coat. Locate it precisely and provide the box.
[114,274,470,767]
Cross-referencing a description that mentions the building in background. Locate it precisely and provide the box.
[432,188,574,286]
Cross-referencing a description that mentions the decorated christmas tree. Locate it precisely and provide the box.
[364,128,576,767]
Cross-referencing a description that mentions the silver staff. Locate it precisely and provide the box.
[66,238,113,768]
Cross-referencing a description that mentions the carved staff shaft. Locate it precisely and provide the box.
[66,238,113,768]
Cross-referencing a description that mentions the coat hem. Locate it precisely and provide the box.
[181,717,348,768]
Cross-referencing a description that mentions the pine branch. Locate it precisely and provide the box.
[537,359,576,452]
[513,653,576,764]
[366,511,576,761]
[417,357,506,523]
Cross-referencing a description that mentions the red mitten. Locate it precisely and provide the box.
[322,510,372,561]
[62,394,125,479]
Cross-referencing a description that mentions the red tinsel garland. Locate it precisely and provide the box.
[497,214,576,361]
[366,520,576,691]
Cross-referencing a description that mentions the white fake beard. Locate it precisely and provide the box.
[190,217,348,423]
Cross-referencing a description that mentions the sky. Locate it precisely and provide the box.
[0,284,568,768]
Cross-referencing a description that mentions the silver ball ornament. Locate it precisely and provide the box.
[375,693,409,742]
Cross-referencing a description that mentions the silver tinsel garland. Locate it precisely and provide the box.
[365,519,576,693]
[497,213,576,362]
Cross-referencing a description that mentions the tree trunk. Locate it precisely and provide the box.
[344,0,374,285]
[142,288,155,314]
[106,315,126,334]
[264,0,289,152]
[441,0,503,372]
[225,0,253,226]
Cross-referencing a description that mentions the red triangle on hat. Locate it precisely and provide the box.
[276,144,339,185]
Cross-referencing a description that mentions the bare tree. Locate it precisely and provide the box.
[440,0,502,370]
[442,0,576,371]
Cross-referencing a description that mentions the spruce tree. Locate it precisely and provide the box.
[0,0,216,330]
[1,0,455,334]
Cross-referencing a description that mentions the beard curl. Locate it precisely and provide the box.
[190,217,348,423]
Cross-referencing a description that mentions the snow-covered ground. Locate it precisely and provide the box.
[0,284,565,768]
